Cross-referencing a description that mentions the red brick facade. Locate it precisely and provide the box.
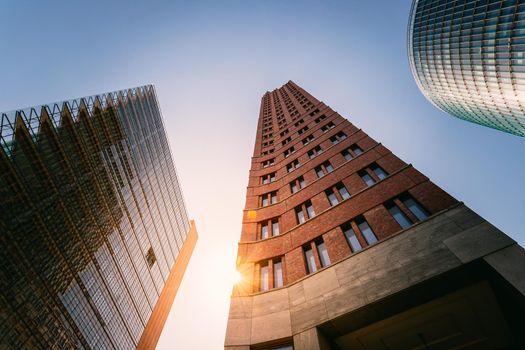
[234,81,457,295]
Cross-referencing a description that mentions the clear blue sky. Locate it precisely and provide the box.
[2,1,524,349]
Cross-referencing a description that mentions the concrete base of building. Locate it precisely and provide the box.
[137,220,198,350]
[224,204,525,349]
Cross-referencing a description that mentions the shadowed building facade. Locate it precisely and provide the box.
[225,81,525,349]
[408,0,525,137]
[0,85,197,349]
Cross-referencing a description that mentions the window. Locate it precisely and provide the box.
[273,259,283,288]
[295,200,315,224]
[315,161,334,178]
[302,134,315,145]
[307,145,323,159]
[325,182,350,206]
[315,114,327,123]
[304,246,317,273]
[325,188,339,206]
[330,131,347,145]
[342,144,363,161]
[280,129,289,137]
[290,176,305,194]
[317,241,331,267]
[259,218,280,239]
[386,203,413,229]
[286,159,300,173]
[357,219,378,245]
[294,119,304,127]
[342,223,362,252]
[371,163,388,180]
[309,108,320,117]
[284,146,295,158]
[260,263,269,291]
[282,136,292,146]
[261,172,276,184]
[146,247,156,268]
[261,158,275,168]
[402,194,429,221]
[304,239,330,274]
[298,126,309,135]
[321,121,336,132]
[262,148,274,156]
[359,170,376,187]
[260,191,277,207]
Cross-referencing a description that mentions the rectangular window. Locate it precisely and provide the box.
[317,241,331,267]
[315,114,327,123]
[371,163,388,180]
[402,195,429,221]
[357,219,378,245]
[330,131,347,144]
[260,218,280,239]
[321,121,335,132]
[273,259,283,288]
[290,176,305,194]
[386,203,413,229]
[298,126,309,135]
[260,191,277,207]
[342,144,364,161]
[261,223,269,239]
[295,200,314,224]
[359,170,376,187]
[294,119,304,127]
[284,146,295,158]
[326,188,339,206]
[282,136,292,146]
[286,159,300,173]
[307,145,323,159]
[272,219,280,236]
[302,134,315,145]
[260,264,269,291]
[336,182,350,200]
[315,161,334,178]
[261,158,275,168]
[304,246,317,273]
[261,172,276,184]
[280,129,289,137]
[342,224,362,252]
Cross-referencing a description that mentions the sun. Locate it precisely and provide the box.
[232,270,243,285]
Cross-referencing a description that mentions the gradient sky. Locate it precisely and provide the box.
[1,1,524,349]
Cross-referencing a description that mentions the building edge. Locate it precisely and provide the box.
[137,220,199,350]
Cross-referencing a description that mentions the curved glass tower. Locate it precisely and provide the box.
[408,0,525,137]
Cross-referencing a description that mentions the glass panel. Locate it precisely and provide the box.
[291,182,298,193]
[372,165,388,180]
[304,248,317,273]
[273,261,283,288]
[316,168,325,177]
[358,221,378,245]
[325,163,334,172]
[351,145,363,155]
[317,242,331,267]
[296,209,305,224]
[388,204,413,229]
[404,197,429,221]
[361,173,376,186]
[271,193,278,204]
[262,197,269,207]
[299,177,305,188]
[272,220,280,236]
[260,265,269,291]
[338,185,350,200]
[343,150,353,161]
[261,224,268,239]
[306,203,315,218]
[343,226,362,252]
[328,191,338,205]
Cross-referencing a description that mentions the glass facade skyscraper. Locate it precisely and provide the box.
[408,0,525,137]
[0,85,197,349]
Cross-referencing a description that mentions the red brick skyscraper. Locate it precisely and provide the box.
[225,81,525,349]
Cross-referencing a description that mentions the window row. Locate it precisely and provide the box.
[256,195,430,286]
